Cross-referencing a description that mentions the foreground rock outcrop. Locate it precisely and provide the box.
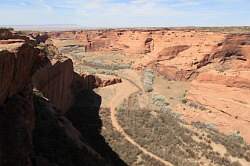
[0,42,48,105]
[32,94,106,166]
[0,85,34,166]
[0,29,122,166]
[0,28,29,41]
[80,74,122,89]
[0,33,48,166]
[32,59,74,114]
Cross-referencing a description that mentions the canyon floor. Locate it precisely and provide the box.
[49,28,250,166]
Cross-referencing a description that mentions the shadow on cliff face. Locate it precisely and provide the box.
[0,88,34,166]
[66,90,127,166]
[32,88,126,166]
[32,93,107,166]
[31,61,126,165]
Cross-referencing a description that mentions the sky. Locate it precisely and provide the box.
[0,0,250,27]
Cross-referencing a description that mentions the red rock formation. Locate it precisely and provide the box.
[100,77,122,87]
[49,29,250,145]
[0,42,48,105]
[0,31,111,166]
[0,28,15,40]
[195,70,250,89]
[157,45,190,60]
[33,33,49,44]
[182,34,250,143]
[0,85,34,166]
[32,59,74,114]
[0,39,24,44]
[0,33,72,165]
[156,65,197,81]
[0,36,48,166]
[67,29,163,54]
[197,34,250,69]
[73,73,122,91]
[185,76,250,143]
[0,28,29,41]
[144,37,154,53]
[52,29,225,81]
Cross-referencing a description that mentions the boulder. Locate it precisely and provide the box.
[72,73,122,91]
[157,45,190,60]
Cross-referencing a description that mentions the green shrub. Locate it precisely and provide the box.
[181,98,188,104]
[143,69,155,92]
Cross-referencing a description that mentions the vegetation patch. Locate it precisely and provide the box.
[193,122,250,162]
[100,108,165,166]
[115,92,249,166]
[142,68,155,92]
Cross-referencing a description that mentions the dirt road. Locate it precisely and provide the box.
[109,77,173,166]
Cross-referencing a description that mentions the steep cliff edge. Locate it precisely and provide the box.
[32,59,74,114]
[0,84,34,166]
[0,30,119,166]
[0,42,48,105]
[0,35,48,166]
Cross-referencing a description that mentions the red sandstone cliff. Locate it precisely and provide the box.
[32,59,74,114]
[0,29,109,166]
[0,33,48,166]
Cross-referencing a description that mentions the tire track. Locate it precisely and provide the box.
[109,76,173,166]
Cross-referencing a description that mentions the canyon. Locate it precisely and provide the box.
[1,27,250,166]
[50,28,250,143]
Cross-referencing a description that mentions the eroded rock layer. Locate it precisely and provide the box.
[0,29,113,166]
[50,28,250,144]
[33,59,74,114]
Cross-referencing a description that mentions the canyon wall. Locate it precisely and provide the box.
[52,29,250,82]
[50,28,250,144]
[50,29,226,80]
[32,59,74,114]
[0,33,50,166]
[0,29,112,166]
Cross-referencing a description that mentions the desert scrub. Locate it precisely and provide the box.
[76,66,118,76]
[142,68,155,92]
[99,108,164,166]
[181,90,188,104]
[83,59,131,70]
[193,121,250,162]
[188,101,207,111]
[181,98,188,104]
[116,93,244,166]
[151,93,169,107]
[117,108,239,166]
[96,69,118,76]
[181,97,207,111]
[117,107,197,165]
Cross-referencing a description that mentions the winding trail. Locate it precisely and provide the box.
[109,76,173,166]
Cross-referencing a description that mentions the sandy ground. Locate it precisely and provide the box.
[108,75,173,166]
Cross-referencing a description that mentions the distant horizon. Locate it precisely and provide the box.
[1,24,250,32]
[1,0,250,27]
[1,24,250,28]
